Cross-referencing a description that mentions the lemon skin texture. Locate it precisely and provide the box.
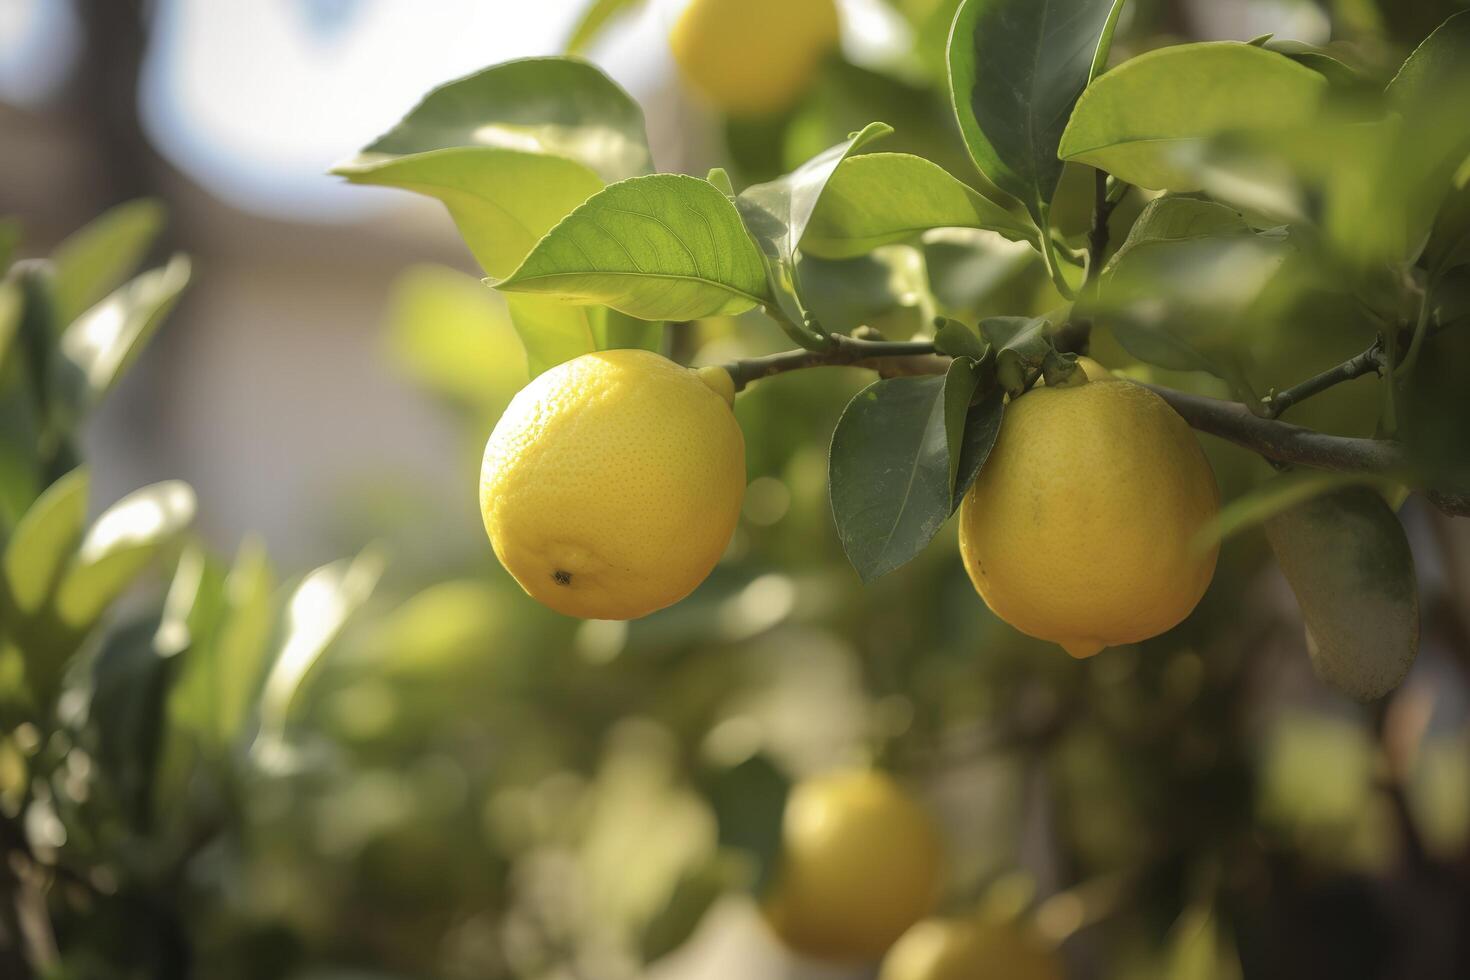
[880,917,1065,980]
[670,0,840,117]
[762,770,944,963]
[958,377,1219,659]
[480,349,745,620]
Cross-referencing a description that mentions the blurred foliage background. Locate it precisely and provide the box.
[2,0,1470,978]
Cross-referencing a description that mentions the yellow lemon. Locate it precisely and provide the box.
[479,349,744,620]
[1039,355,1111,384]
[958,376,1219,658]
[670,0,840,117]
[880,917,1065,980]
[763,770,944,962]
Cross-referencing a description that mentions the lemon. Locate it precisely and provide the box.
[1042,355,1111,383]
[479,349,745,620]
[763,770,944,962]
[880,917,1065,980]
[670,0,840,117]
[958,376,1219,658]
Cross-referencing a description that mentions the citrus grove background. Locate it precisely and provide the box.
[2,0,1470,978]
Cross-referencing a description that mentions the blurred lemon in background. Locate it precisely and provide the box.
[959,375,1219,658]
[879,916,1066,980]
[763,769,944,962]
[480,350,745,620]
[670,0,840,117]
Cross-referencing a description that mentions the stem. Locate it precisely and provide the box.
[1262,339,1383,419]
[720,339,1470,516]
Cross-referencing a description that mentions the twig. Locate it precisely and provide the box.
[1085,169,1120,288]
[1262,339,1384,419]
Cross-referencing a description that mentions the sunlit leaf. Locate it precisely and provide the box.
[1059,42,1327,191]
[255,547,384,749]
[54,255,191,420]
[736,122,892,342]
[801,152,1038,258]
[54,481,197,630]
[565,0,645,55]
[503,293,599,378]
[495,174,769,320]
[50,199,165,327]
[1,467,88,616]
[947,0,1119,216]
[1265,487,1419,701]
[830,371,968,582]
[591,306,663,353]
[211,535,278,746]
[340,57,652,184]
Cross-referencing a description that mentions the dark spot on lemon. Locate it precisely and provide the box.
[553,569,573,586]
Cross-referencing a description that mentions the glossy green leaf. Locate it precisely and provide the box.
[1104,197,1251,273]
[50,199,165,327]
[1265,40,1365,88]
[947,0,1119,215]
[495,174,769,320]
[1265,487,1419,701]
[801,152,1038,259]
[53,255,192,420]
[337,147,603,279]
[565,0,644,55]
[255,547,384,750]
[2,468,88,616]
[952,387,1005,510]
[1386,10,1470,110]
[942,357,980,494]
[736,122,892,342]
[54,480,197,630]
[829,373,960,582]
[385,264,527,416]
[342,57,651,184]
[1058,42,1327,191]
[89,613,176,831]
[933,317,988,361]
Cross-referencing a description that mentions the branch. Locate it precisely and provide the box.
[720,339,1470,516]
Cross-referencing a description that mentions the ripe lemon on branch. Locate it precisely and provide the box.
[959,370,1219,658]
[479,349,745,620]
[762,770,944,962]
[669,0,840,117]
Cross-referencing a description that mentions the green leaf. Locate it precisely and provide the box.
[337,147,603,279]
[211,536,277,747]
[255,547,384,750]
[591,306,663,352]
[1058,42,1327,191]
[2,468,88,616]
[796,246,937,337]
[801,152,1038,258]
[384,265,527,416]
[341,58,652,184]
[494,174,769,320]
[933,317,988,361]
[0,279,20,381]
[706,167,735,199]
[565,0,644,55]
[951,387,1005,510]
[946,0,1120,216]
[1199,471,1394,552]
[53,255,191,421]
[50,199,165,327]
[1265,487,1419,701]
[735,122,893,342]
[89,613,177,832]
[1386,11,1470,110]
[0,218,19,274]
[980,315,1051,395]
[640,853,742,963]
[54,481,197,631]
[1104,197,1251,273]
[1427,181,1470,277]
[1264,40,1366,89]
[942,358,980,495]
[829,373,958,582]
[504,294,599,378]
